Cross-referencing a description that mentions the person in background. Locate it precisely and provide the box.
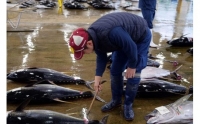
[139,0,158,48]
[69,12,151,121]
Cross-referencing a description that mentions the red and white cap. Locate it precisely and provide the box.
[69,28,88,60]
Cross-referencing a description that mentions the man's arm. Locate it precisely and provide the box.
[109,27,138,78]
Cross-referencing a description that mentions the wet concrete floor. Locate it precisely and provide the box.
[7,0,193,124]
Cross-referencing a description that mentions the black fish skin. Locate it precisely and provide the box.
[7,67,86,85]
[7,110,85,124]
[167,36,193,47]
[63,1,88,10]
[7,84,94,104]
[7,110,107,124]
[123,79,192,97]
[7,95,109,124]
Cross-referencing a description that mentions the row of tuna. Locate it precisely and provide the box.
[7,66,193,123]
[7,68,109,124]
[8,92,193,124]
[7,95,109,124]
[7,68,192,104]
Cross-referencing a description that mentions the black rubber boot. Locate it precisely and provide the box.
[123,79,139,121]
[101,75,123,112]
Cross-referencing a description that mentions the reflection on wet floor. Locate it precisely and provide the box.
[7,0,193,124]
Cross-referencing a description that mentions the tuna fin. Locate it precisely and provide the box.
[172,94,192,108]
[27,67,38,69]
[100,114,109,124]
[14,96,34,112]
[25,80,57,87]
[100,80,107,84]
[85,80,107,91]
[180,33,189,38]
[46,80,57,85]
[53,98,79,105]
[64,113,78,116]
[94,94,107,103]
[85,80,94,90]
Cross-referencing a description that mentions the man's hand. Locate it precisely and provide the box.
[125,67,136,79]
[94,82,102,92]
[94,76,102,93]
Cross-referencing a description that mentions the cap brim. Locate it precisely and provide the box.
[74,51,84,60]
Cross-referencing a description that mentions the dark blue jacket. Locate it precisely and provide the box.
[87,12,149,76]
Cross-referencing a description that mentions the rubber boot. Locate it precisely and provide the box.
[101,75,123,112]
[123,79,139,121]
[149,29,158,48]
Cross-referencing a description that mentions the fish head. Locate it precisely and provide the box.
[146,102,193,124]
[7,69,29,81]
[145,109,161,123]
[146,95,193,124]
[7,69,42,82]
[7,87,27,103]
[145,108,175,124]
[7,110,27,123]
[7,71,19,80]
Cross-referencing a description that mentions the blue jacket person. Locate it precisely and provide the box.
[139,0,158,47]
[69,12,151,121]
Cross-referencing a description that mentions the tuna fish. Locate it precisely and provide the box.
[123,79,193,97]
[167,34,193,47]
[87,0,115,9]
[123,65,183,81]
[7,80,106,104]
[7,67,94,90]
[145,94,193,124]
[7,96,109,124]
[63,1,88,10]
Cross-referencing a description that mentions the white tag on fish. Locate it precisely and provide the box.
[155,106,170,115]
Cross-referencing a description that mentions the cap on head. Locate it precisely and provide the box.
[69,28,88,60]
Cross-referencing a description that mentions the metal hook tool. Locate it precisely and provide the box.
[87,80,106,115]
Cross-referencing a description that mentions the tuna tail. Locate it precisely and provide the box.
[85,80,107,91]
[85,80,95,90]
[7,73,10,76]
[94,93,107,103]
[83,91,106,103]
[172,94,192,108]
[92,80,107,103]
[100,114,109,124]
